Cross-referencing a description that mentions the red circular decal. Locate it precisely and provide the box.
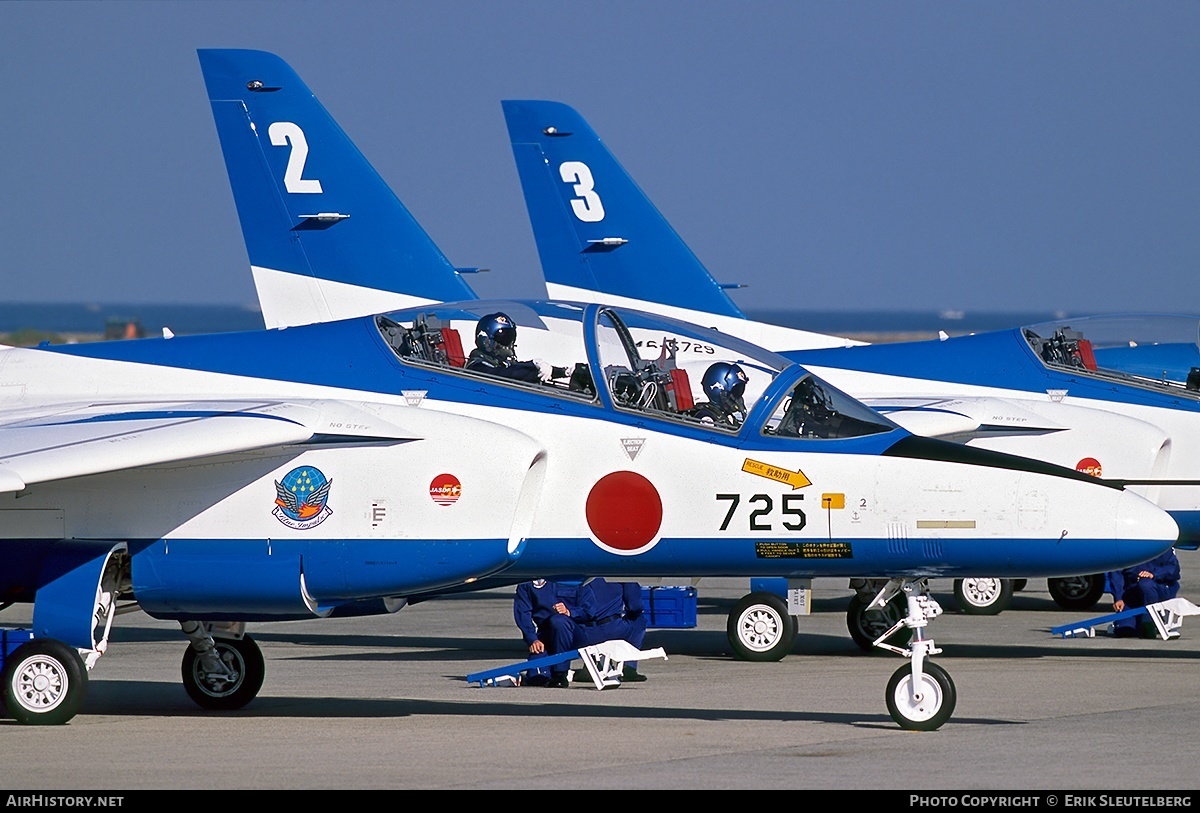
[585,471,663,552]
[429,473,462,506]
[1076,457,1102,478]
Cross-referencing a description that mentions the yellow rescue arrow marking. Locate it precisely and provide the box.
[741,458,812,490]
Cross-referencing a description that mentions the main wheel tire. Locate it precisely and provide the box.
[846,592,912,652]
[181,635,265,711]
[886,660,956,731]
[1047,574,1107,610]
[726,592,797,662]
[1,639,88,725]
[1012,579,1028,592]
[953,578,1014,615]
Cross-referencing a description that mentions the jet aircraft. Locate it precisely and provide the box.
[197,47,1200,654]
[499,99,1200,613]
[195,49,1189,689]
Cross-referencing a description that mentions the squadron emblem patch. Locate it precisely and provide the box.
[273,466,334,530]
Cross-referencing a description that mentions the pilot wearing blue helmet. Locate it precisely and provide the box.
[466,312,567,384]
[688,361,749,428]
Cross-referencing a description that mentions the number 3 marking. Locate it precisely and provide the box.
[268,122,323,194]
[559,161,605,222]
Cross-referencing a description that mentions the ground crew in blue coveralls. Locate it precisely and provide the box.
[1108,547,1182,637]
[513,579,584,687]
[574,578,649,682]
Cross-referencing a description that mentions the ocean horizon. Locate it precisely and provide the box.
[0,302,1163,339]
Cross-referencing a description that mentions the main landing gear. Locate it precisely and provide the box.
[953,577,1015,615]
[950,576,1105,613]
[1,637,89,726]
[726,592,797,662]
[0,541,269,725]
[0,543,126,725]
[179,620,265,711]
[866,578,957,731]
[1047,574,1107,610]
[0,618,268,725]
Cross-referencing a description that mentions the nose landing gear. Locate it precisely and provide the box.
[868,578,958,731]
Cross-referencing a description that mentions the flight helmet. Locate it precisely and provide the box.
[474,312,517,359]
[701,361,748,417]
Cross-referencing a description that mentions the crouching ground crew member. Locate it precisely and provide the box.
[574,578,649,682]
[513,579,584,687]
[1109,547,1182,637]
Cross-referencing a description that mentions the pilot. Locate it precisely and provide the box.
[1108,547,1181,637]
[513,579,585,688]
[687,361,749,428]
[776,375,838,438]
[465,312,566,384]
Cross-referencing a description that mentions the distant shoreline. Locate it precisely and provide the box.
[0,303,1154,347]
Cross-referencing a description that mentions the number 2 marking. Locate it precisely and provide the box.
[268,122,323,194]
[559,161,605,222]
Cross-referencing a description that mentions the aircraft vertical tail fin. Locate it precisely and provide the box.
[198,49,479,328]
[502,100,745,319]
[503,100,863,350]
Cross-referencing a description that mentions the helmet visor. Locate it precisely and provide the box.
[491,325,516,347]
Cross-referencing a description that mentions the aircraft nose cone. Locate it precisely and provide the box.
[1115,488,1179,560]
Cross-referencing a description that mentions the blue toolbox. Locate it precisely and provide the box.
[641,586,698,628]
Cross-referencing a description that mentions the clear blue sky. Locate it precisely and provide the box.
[3,1,1198,315]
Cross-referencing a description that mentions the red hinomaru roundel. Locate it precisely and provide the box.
[585,471,663,553]
[429,473,462,506]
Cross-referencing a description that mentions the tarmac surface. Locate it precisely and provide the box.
[3,569,1200,791]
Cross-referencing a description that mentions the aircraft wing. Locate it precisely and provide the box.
[865,397,1068,442]
[0,399,380,494]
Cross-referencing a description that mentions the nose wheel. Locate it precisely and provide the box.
[886,660,956,731]
[865,578,959,731]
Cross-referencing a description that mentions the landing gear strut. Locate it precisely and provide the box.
[867,578,957,731]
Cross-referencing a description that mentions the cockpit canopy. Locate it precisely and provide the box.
[376,299,898,440]
[1023,313,1200,396]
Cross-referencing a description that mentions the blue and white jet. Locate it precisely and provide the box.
[197,48,1200,648]
[500,99,1200,608]
[193,50,1190,718]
